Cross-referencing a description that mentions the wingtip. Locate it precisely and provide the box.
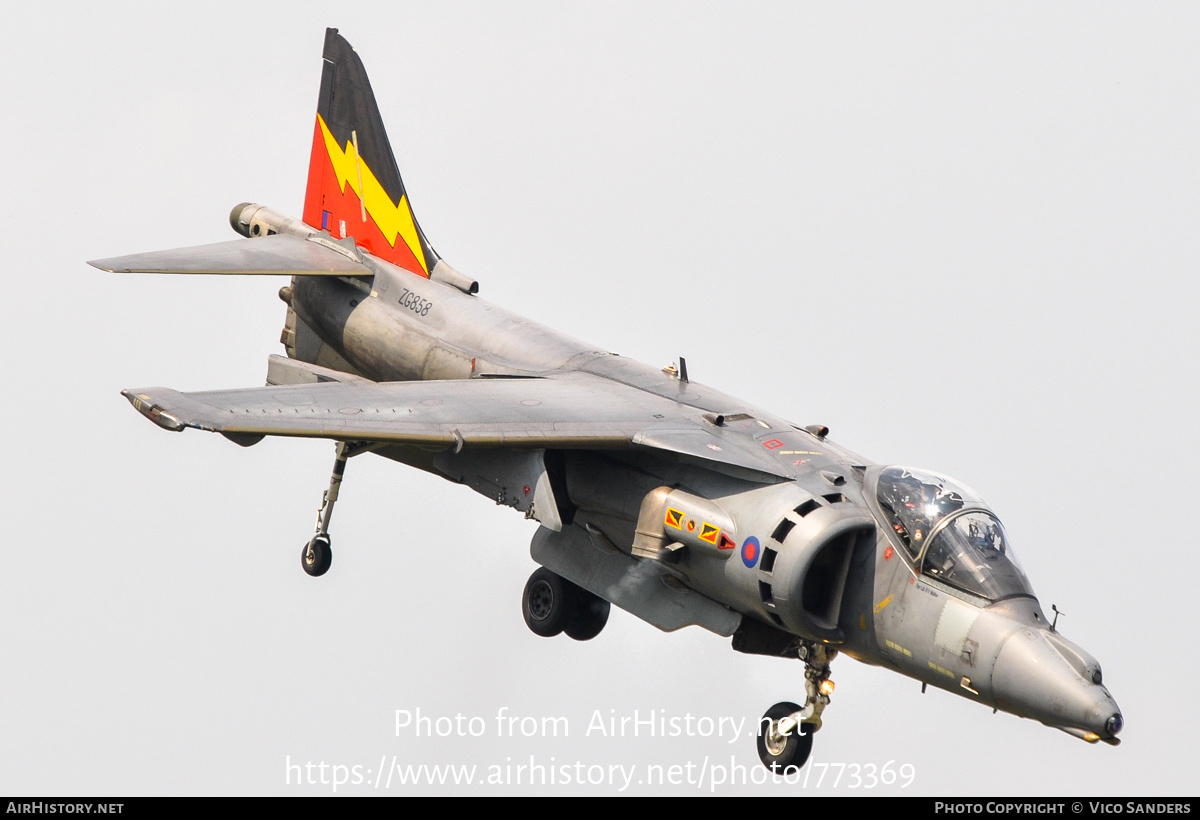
[122,389,186,432]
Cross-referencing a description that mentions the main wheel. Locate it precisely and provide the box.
[522,568,571,637]
[302,534,332,577]
[757,702,814,773]
[564,589,610,641]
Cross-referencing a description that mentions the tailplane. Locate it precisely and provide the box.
[302,28,440,277]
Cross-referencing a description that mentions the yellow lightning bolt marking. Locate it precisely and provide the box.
[351,129,366,224]
[874,594,893,614]
[318,115,428,274]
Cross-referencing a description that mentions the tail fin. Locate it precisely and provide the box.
[302,28,440,277]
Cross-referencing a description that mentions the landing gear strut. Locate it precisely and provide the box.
[301,441,376,577]
[521,567,610,640]
[756,643,836,773]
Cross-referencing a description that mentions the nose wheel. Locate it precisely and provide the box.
[757,701,814,773]
[755,643,835,773]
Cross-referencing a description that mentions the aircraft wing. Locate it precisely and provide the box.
[89,234,370,276]
[123,373,790,478]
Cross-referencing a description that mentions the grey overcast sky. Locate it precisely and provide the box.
[2,1,1197,795]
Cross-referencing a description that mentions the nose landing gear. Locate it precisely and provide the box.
[756,643,836,773]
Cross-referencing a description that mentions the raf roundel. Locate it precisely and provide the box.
[741,536,761,569]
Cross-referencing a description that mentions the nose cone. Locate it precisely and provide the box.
[992,627,1122,741]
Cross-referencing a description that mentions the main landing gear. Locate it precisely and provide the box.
[521,567,611,640]
[756,644,836,773]
[301,441,377,577]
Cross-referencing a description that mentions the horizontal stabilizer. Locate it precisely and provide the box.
[89,234,370,276]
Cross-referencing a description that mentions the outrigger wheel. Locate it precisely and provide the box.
[757,701,815,773]
[302,533,332,577]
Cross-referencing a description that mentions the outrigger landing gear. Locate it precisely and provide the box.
[757,643,836,773]
[301,441,377,577]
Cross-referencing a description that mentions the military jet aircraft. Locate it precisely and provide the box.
[91,28,1123,773]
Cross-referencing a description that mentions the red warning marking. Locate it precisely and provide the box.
[884,546,894,561]
[699,523,720,545]
[763,439,784,450]
[522,485,531,496]
[665,508,683,529]
[686,520,696,533]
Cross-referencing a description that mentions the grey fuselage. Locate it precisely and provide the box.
[284,242,1121,745]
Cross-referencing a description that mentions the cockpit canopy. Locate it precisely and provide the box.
[876,466,1035,601]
